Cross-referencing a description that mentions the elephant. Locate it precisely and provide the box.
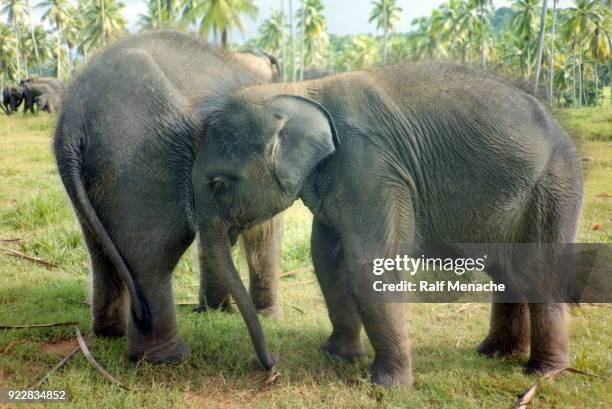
[302,67,335,80]
[54,30,282,366]
[2,85,24,115]
[35,93,61,113]
[191,63,583,387]
[234,49,280,82]
[20,77,66,114]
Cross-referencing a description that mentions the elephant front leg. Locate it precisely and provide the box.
[312,220,364,362]
[241,215,283,319]
[477,290,530,356]
[525,303,570,373]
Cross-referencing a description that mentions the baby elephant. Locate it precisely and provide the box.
[192,63,583,387]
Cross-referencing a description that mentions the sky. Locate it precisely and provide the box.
[121,0,576,40]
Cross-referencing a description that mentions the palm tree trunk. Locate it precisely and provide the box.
[573,52,577,107]
[221,28,228,49]
[578,49,583,107]
[480,2,486,68]
[594,61,598,106]
[548,0,557,106]
[15,37,22,82]
[533,0,548,94]
[289,0,295,81]
[299,0,305,81]
[56,22,62,79]
[101,0,106,47]
[280,0,286,81]
[26,0,40,75]
[157,0,162,28]
[383,2,388,64]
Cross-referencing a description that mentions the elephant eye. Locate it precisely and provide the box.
[209,175,232,193]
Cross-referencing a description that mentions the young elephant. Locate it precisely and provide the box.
[192,64,583,387]
[55,30,282,365]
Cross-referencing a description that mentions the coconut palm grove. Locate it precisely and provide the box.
[0,0,610,107]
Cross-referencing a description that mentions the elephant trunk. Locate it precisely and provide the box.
[199,218,276,371]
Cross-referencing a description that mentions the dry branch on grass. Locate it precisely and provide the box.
[513,367,605,408]
[28,347,80,390]
[2,322,129,390]
[280,266,314,278]
[0,238,21,244]
[0,322,79,329]
[0,247,57,268]
[75,327,130,390]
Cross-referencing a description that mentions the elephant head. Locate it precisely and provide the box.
[233,50,281,82]
[192,92,338,367]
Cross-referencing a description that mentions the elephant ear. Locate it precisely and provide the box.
[266,94,339,198]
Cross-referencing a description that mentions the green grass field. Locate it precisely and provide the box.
[0,108,610,408]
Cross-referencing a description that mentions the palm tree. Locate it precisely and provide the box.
[1,0,26,81]
[512,0,540,79]
[257,10,284,55]
[549,0,558,104]
[339,35,379,70]
[139,0,182,29]
[183,0,258,48]
[563,0,604,106]
[0,22,16,84]
[81,0,127,53]
[584,1,610,105]
[289,0,295,80]
[533,0,549,93]
[38,0,72,79]
[473,0,493,67]
[296,0,327,77]
[369,0,402,64]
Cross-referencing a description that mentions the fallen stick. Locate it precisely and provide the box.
[513,367,605,408]
[0,247,57,268]
[280,266,314,278]
[282,279,317,288]
[0,238,21,244]
[28,347,80,390]
[0,322,79,329]
[75,327,130,390]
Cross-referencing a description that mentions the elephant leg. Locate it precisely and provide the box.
[525,303,569,373]
[82,227,129,338]
[312,220,364,362]
[125,234,193,363]
[196,236,232,312]
[241,215,283,319]
[477,290,530,356]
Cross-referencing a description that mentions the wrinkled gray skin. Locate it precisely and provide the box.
[2,85,24,115]
[54,31,281,368]
[23,78,66,114]
[193,63,583,387]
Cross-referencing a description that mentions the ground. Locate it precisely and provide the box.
[0,107,610,408]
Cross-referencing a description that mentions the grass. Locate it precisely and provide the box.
[0,109,611,409]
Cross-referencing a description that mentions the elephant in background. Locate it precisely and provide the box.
[23,78,66,114]
[36,93,62,113]
[2,85,24,115]
[191,63,583,387]
[303,67,335,80]
[54,30,281,366]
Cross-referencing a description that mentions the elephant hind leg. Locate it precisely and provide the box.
[82,227,129,338]
[477,299,530,357]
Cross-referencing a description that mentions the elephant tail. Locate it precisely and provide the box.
[53,128,153,335]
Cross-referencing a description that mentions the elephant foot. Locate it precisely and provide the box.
[320,334,364,362]
[524,356,569,375]
[92,318,126,338]
[476,336,529,357]
[128,333,191,364]
[193,301,234,314]
[368,360,413,389]
[256,305,283,320]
